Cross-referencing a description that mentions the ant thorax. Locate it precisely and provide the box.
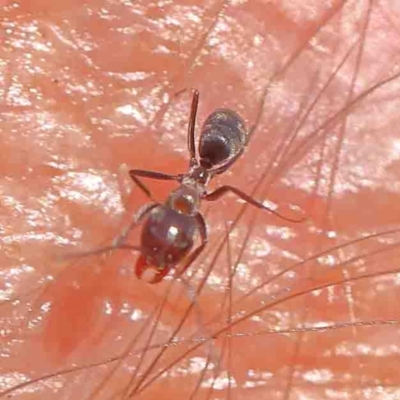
[188,164,211,185]
[166,183,202,216]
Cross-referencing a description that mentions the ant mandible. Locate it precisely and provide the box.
[93,89,302,284]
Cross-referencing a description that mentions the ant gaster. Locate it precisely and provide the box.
[95,90,302,284]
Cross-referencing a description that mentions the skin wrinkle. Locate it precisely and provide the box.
[1,0,400,399]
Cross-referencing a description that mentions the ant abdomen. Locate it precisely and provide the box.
[199,108,247,169]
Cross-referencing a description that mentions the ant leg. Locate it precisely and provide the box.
[174,212,207,278]
[204,185,306,223]
[117,163,134,209]
[112,202,158,248]
[65,243,143,260]
[64,202,159,266]
[186,89,199,165]
[172,87,200,165]
[129,169,183,201]
[65,203,159,262]
[175,214,221,380]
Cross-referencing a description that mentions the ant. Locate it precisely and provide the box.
[84,89,303,284]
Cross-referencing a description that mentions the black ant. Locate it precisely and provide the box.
[84,89,303,284]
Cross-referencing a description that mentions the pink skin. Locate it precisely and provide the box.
[2,0,400,399]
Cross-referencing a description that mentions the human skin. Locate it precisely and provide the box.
[2,0,400,399]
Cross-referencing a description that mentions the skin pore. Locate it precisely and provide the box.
[2,0,400,399]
